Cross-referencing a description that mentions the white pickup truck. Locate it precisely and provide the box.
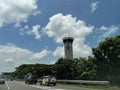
[40,75,56,86]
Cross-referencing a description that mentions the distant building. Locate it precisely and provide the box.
[63,37,74,60]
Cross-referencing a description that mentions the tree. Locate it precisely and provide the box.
[80,57,97,80]
[55,58,74,79]
[71,58,86,79]
[93,35,120,85]
[12,64,54,79]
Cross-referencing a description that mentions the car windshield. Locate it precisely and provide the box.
[31,76,37,79]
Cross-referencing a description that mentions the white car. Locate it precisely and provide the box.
[0,76,5,84]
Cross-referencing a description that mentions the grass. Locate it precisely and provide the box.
[57,83,120,90]
[19,80,120,90]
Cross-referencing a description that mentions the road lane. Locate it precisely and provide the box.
[0,84,7,90]
[5,81,41,90]
[0,81,98,90]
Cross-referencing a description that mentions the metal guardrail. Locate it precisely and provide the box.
[15,79,109,85]
[57,80,109,85]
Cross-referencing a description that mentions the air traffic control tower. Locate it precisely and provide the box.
[63,37,74,60]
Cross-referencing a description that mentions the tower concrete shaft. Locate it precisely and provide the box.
[63,37,74,60]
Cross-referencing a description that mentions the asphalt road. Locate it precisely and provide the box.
[0,81,97,90]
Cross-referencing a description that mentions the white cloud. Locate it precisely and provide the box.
[31,25,41,39]
[53,47,64,57]
[0,44,51,73]
[5,58,14,64]
[31,49,51,60]
[50,60,56,64]
[99,26,108,31]
[99,25,119,39]
[33,11,41,16]
[0,0,39,28]
[20,25,30,35]
[20,24,41,39]
[90,1,99,13]
[0,44,33,62]
[45,13,94,58]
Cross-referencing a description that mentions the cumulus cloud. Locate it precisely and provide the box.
[90,1,99,13]
[44,13,94,58]
[20,24,41,39]
[0,44,51,72]
[0,0,39,28]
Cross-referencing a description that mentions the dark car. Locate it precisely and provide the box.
[40,75,56,86]
[25,75,38,85]
[0,76,5,84]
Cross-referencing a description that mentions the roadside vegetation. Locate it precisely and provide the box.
[11,35,120,86]
[58,83,120,90]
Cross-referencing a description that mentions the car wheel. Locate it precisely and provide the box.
[53,83,56,86]
[28,82,30,85]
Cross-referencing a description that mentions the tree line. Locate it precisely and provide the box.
[11,35,120,86]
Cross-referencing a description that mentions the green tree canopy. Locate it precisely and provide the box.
[93,35,120,85]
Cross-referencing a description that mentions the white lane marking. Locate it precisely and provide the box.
[31,85,65,90]
[31,85,51,89]
[48,89,65,90]
[5,82,10,90]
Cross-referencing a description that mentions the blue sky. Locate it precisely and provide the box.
[0,0,120,73]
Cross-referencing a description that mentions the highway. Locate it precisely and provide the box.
[0,81,97,90]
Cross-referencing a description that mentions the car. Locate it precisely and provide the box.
[0,76,5,85]
[25,75,38,85]
[10,78,13,81]
[40,75,56,86]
